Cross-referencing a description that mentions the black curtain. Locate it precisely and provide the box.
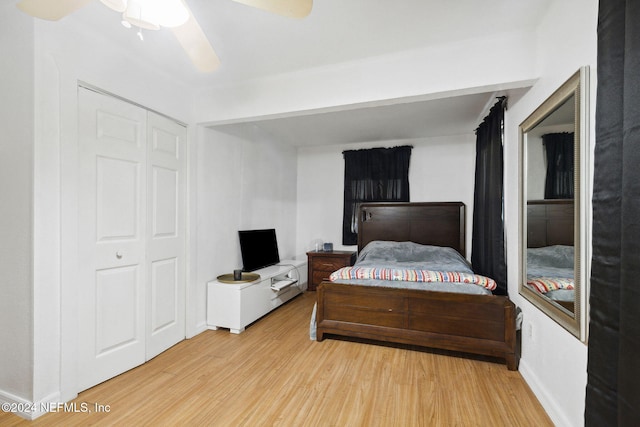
[585,1,640,425]
[543,132,574,199]
[471,98,507,295]
[342,146,412,245]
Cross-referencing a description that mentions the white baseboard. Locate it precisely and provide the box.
[187,321,208,338]
[0,389,62,420]
[519,359,575,427]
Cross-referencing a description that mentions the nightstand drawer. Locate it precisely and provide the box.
[306,250,356,291]
[313,257,348,272]
[313,271,334,285]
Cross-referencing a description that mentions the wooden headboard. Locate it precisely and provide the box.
[357,202,465,256]
[527,199,574,248]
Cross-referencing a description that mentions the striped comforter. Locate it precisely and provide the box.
[330,266,497,291]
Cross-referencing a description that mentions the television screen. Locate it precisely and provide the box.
[238,229,280,272]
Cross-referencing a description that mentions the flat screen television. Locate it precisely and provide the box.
[238,228,280,272]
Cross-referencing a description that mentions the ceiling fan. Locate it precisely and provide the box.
[16,0,313,73]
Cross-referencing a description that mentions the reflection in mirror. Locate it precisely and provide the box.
[526,200,574,312]
[526,95,575,314]
[519,68,589,340]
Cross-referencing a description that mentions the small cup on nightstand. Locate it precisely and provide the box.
[233,269,242,281]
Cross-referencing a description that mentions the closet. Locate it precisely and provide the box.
[76,87,186,391]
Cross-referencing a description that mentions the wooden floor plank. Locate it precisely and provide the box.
[0,292,552,426]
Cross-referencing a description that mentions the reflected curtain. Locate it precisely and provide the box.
[543,132,574,199]
[585,0,640,425]
[471,97,507,295]
[342,146,412,245]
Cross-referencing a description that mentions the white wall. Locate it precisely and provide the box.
[0,4,35,403]
[504,1,597,426]
[195,127,299,331]
[195,31,538,125]
[296,135,476,256]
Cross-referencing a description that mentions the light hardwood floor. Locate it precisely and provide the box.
[0,292,552,426]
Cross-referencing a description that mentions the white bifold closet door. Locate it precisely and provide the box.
[77,87,186,392]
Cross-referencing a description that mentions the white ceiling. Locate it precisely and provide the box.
[187,0,551,87]
[49,0,552,145]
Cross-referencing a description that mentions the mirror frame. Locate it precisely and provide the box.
[519,67,590,341]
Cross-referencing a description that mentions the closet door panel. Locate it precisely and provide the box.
[77,88,147,392]
[152,166,178,237]
[146,112,186,359]
[96,157,139,240]
[151,257,179,332]
[95,266,140,354]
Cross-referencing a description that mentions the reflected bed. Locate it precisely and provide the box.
[526,199,575,312]
[526,245,574,309]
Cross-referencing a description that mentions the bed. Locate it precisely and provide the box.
[315,202,518,370]
[525,199,575,311]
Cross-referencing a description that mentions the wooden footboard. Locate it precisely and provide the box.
[316,282,518,370]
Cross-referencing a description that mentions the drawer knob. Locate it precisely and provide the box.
[388,308,393,312]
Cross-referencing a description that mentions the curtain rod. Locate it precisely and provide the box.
[474,96,507,133]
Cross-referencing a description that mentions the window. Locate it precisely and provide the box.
[342,146,412,245]
[543,132,574,199]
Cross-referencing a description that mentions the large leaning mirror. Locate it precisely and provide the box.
[519,67,589,341]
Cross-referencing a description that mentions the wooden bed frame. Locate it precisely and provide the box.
[316,202,518,370]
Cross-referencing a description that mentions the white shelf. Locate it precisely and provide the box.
[207,258,307,333]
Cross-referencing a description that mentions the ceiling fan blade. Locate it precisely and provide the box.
[171,5,220,73]
[16,0,92,21]
[231,0,312,19]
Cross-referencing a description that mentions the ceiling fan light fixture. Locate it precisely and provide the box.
[151,0,190,28]
[102,0,188,30]
[122,0,160,30]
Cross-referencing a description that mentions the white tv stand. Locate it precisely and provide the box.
[207,258,308,334]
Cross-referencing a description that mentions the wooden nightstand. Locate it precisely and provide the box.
[306,250,356,291]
